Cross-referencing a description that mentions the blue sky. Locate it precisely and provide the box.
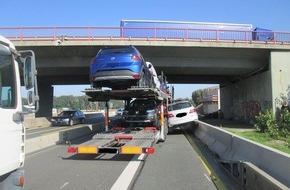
[2,0,290,99]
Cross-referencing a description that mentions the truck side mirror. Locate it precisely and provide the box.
[23,56,35,90]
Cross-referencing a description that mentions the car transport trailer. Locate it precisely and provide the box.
[67,86,172,155]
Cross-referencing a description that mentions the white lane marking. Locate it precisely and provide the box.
[60,182,69,189]
[110,154,145,190]
[204,173,212,182]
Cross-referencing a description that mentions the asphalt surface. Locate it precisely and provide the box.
[133,130,217,190]
[24,129,218,190]
[24,134,135,190]
[24,116,249,190]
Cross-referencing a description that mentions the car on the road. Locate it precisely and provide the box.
[51,110,86,126]
[90,45,153,90]
[167,101,198,129]
[115,108,124,116]
[122,99,159,127]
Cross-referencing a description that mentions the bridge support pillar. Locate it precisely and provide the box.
[35,83,54,118]
[270,51,290,112]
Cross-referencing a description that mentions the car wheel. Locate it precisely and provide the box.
[69,119,74,126]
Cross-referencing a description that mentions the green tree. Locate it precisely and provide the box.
[191,89,206,106]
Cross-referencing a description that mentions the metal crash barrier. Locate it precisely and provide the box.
[194,121,290,189]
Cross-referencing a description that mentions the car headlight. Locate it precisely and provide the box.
[63,118,69,122]
[51,119,55,122]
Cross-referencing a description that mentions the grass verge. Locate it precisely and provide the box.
[226,129,290,154]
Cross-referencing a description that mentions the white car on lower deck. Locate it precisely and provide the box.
[167,101,198,129]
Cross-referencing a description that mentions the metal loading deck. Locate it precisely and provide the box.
[68,127,159,155]
[68,85,171,156]
[83,87,170,102]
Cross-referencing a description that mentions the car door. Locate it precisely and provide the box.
[73,111,79,124]
[0,54,24,175]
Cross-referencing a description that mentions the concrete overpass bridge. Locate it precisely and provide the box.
[2,27,290,121]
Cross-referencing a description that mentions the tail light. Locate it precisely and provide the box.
[144,127,157,131]
[133,74,140,79]
[167,113,174,118]
[68,147,77,153]
[189,109,196,113]
[145,147,155,154]
[131,55,142,61]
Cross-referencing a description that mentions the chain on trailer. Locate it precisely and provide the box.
[67,87,172,155]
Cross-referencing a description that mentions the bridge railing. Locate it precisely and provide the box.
[1,27,290,44]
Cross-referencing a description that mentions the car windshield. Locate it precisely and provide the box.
[59,111,75,116]
[168,102,192,111]
[130,100,155,109]
[99,47,133,55]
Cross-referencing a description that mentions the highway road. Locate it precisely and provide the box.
[24,129,218,190]
[26,112,107,139]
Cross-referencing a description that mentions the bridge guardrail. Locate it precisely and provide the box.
[1,27,290,45]
[195,121,290,188]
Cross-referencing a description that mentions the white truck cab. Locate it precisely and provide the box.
[0,36,38,189]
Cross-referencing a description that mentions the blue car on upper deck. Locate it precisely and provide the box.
[90,46,153,90]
